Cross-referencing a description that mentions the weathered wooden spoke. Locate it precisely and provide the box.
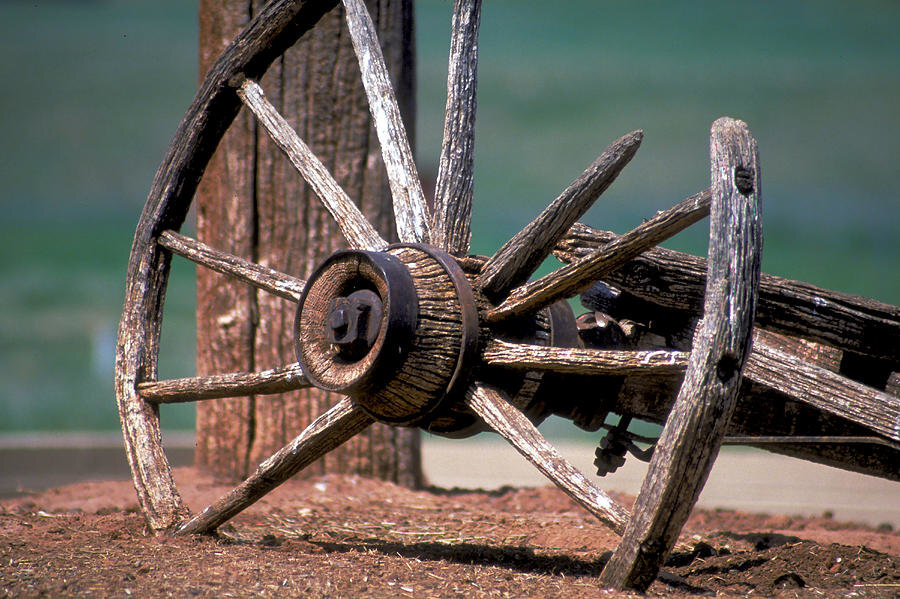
[478,131,643,302]
[158,230,306,302]
[464,382,629,534]
[342,0,429,243]
[487,333,899,444]
[176,398,374,536]
[486,188,711,322]
[138,363,310,404]
[483,340,688,376]
[236,79,387,251]
[432,0,483,256]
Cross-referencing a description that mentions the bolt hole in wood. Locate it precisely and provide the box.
[716,353,741,383]
[734,166,754,195]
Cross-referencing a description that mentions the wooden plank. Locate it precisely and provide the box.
[478,131,643,302]
[752,328,842,373]
[342,0,430,243]
[176,398,374,535]
[745,339,900,442]
[486,188,710,321]
[555,224,900,362]
[159,230,306,302]
[237,79,388,251]
[601,117,763,591]
[482,339,688,376]
[431,0,482,257]
[139,363,310,404]
[464,383,629,534]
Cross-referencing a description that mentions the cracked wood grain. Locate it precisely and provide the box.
[555,223,900,362]
[483,339,688,376]
[237,79,388,251]
[432,0,482,257]
[139,363,311,404]
[159,230,307,302]
[176,398,373,535]
[465,382,629,534]
[342,0,429,243]
[487,188,710,321]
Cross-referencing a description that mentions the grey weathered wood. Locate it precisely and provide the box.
[478,131,643,302]
[465,382,629,534]
[591,378,900,480]
[483,339,688,376]
[342,0,430,244]
[159,230,306,302]
[138,363,310,404]
[487,188,711,321]
[601,118,763,591]
[432,0,482,257]
[116,0,338,533]
[237,79,388,251]
[753,328,842,373]
[556,224,900,362]
[176,397,374,535]
[745,339,900,442]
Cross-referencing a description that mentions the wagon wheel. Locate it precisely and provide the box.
[116,0,762,591]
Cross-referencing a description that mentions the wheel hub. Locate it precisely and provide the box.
[294,244,480,426]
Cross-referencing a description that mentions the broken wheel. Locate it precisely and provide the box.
[116,0,897,591]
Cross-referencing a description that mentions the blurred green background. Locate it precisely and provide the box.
[1,0,897,434]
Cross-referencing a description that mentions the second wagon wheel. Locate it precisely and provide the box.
[116,0,762,590]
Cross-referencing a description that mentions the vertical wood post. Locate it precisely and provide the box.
[195,0,421,487]
[600,117,763,590]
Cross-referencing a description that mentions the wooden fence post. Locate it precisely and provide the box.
[195,0,422,486]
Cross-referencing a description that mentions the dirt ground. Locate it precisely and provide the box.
[1,467,897,597]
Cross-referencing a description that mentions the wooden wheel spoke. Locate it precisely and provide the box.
[236,79,388,251]
[342,0,430,244]
[159,230,306,302]
[483,339,688,376]
[432,0,483,257]
[176,398,374,535]
[479,131,643,301]
[464,382,629,534]
[486,188,711,322]
[138,363,310,404]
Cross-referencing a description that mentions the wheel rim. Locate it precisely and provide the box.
[115,0,344,533]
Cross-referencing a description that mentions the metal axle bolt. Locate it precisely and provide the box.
[326,289,383,359]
